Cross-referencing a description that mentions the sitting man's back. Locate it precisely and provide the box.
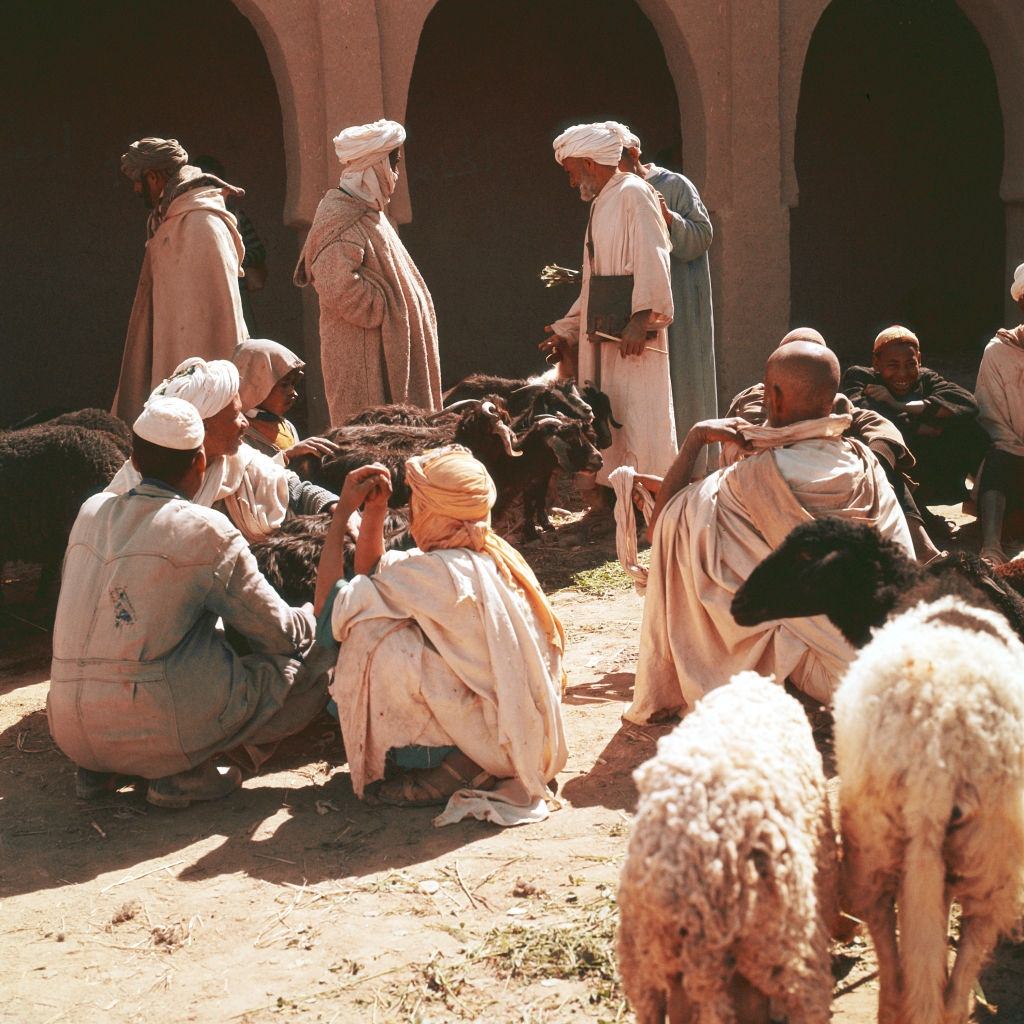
[48,398,328,807]
[627,340,913,723]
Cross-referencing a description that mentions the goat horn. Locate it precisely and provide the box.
[531,415,565,428]
[440,399,481,414]
[481,400,499,420]
[495,420,523,457]
[510,383,545,396]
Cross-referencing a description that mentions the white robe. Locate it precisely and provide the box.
[112,188,247,422]
[106,442,289,542]
[975,332,1024,457]
[627,437,913,722]
[328,547,567,826]
[552,172,677,485]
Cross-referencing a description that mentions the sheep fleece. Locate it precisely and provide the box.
[617,673,835,1022]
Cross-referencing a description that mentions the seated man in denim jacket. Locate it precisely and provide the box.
[47,397,329,808]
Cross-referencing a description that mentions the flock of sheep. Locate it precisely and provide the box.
[5,384,1024,1023]
[621,517,1024,1023]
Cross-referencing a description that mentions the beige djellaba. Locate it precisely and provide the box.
[294,190,442,424]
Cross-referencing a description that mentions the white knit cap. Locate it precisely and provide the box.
[133,396,204,450]
[150,357,240,419]
[1012,263,1024,302]
[552,123,624,167]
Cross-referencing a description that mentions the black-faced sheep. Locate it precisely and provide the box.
[834,597,1024,1024]
[1,423,127,607]
[618,671,836,1023]
[730,516,1024,646]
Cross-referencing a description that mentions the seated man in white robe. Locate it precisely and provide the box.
[48,398,330,807]
[626,340,913,723]
[108,357,336,541]
[313,446,567,826]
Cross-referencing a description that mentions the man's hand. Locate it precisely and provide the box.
[656,191,673,230]
[619,314,650,358]
[337,463,391,515]
[537,325,569,361]
[863,384,898,407]
[284,436,338,464]
[690,417,754,449]
[362,471,393,515]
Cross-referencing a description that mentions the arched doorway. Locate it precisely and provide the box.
[1,0,299,424]
[790,0,1004,370]
[403,0,684,384]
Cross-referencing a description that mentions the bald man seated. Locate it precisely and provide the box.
[724,328,937,561]
[625,338,913,724]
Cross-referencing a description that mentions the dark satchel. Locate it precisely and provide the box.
[583,209,633,339]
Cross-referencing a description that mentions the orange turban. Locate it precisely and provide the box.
[405,446,566,658]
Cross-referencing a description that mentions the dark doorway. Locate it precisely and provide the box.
[1,0,299,424]
[403,0,683,385]
[790,0,1004,374]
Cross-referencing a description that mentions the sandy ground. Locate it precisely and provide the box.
[1,510,1022,1023]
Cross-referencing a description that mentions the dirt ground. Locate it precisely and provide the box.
[2,507,1022,1023]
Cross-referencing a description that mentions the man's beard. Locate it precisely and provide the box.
[578,179,597,202]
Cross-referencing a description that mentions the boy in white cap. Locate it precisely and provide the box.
[48,397,330,807]
[974,263,1024,562]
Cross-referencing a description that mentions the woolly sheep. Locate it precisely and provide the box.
[617,672,836,1023]
[730,516,1024,647]
[834,596,1024,1024]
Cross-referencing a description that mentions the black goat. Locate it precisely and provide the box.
[1,423,127,608]
[306,400,519,507]
[731,517,1024,647]
[251,510,413,606]
[490,414,603,540]
[443,373,594,427]
[344,403,431,427]
[579,382,621,451]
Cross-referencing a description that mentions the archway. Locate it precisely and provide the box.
[403,0,685,383]
[1,0,299,424]
[790,0,1004,369]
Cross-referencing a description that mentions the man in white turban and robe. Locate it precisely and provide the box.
[541,122,677,498]
[113,137,249,421]
[294,120,442,423]
[615,126,717,469]
[313,446,567,827]
[48,397,330,808]
[107,358,337,540]
[626,340,913,723]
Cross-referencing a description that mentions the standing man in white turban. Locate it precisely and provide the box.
[49,397,331,808]
[113,137,249,422]
[615,127,718,467]
[294,120,442,423]
[107,357,337,540]
[540,122,677,500]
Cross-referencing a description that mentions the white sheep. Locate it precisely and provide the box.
[835,595,1024,1024]
[617,672,836,1023]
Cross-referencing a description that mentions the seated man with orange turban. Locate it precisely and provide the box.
[314,447,567,826]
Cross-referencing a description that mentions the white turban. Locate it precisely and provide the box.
[333,119,406,211]
[602,120,641,151]
[150,357,240,419]
[553,123,625,168]
[133,396,204,451]
[1012,262,1024,302]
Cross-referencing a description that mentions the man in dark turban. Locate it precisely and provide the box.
[112,137,250,421]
